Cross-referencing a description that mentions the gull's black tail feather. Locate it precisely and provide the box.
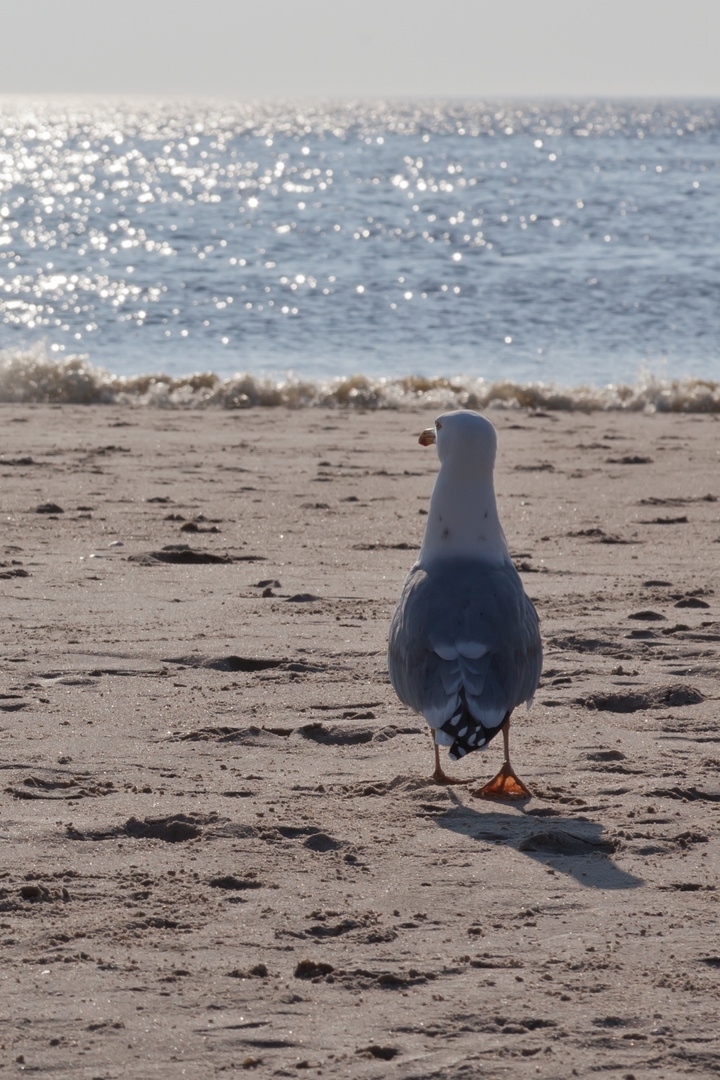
[441,691,506,761]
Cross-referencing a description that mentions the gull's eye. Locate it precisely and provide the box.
[436,422,442,430]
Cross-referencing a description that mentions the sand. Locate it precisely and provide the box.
[1,402,719,1079]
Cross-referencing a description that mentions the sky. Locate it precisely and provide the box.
[2,0,720,99]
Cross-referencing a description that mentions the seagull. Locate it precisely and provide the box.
[387,410,542,797]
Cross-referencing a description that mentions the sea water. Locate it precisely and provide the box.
[0,97,719,408]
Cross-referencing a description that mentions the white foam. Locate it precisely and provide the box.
[1,344,719,412]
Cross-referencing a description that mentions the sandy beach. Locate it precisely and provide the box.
[1,402,719,1079]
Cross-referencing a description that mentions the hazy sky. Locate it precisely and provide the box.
[3,0,719,99]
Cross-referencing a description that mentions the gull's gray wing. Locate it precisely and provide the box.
[388,557,542,745]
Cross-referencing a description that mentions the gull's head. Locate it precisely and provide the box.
[419,410,497,474]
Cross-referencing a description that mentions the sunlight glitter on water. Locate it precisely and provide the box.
[1,96,719,386]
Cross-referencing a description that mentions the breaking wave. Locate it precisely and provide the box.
[1,344,719,413]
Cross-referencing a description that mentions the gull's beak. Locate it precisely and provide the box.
[418,427,436,446]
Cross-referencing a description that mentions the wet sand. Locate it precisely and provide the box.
[1,403,719,1079]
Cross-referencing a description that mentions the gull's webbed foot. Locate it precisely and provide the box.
[432,764,470,786]
[472,762,531,799]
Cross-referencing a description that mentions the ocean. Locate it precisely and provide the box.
[0,96,719,409]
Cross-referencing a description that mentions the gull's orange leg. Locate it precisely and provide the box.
[472,716,531,799]
[432,739,470,785]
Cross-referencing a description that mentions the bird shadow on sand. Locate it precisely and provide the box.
[432,791,644,890]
